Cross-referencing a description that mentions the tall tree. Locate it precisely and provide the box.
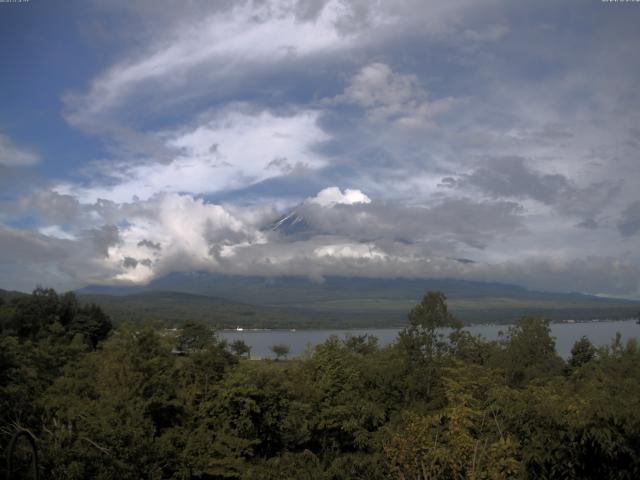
[270,344,290,361]
[177,321,215,352]
[568,336,597,370]
[500,317,564,387]
[397,291,461,400]
[230,339,252,359]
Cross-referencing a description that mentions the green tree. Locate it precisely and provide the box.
[177,340,237,405]
[301,336,387,456]
[40,327,182,479]
[499,317,564,387]
[230,339,252,359]
[568,336,597,370]
[68,303,112,349]
[183,361,310,477]
[244,450,323,480]
[1,288,110,349]
[7,287,63,341]
[270,343,290,361]
[385,364,520,480]
[407,291,462,331]
[343,333,379,355]
[396,291,462,401]
[177,321,215,352]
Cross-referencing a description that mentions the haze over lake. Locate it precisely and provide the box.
[219,320,640,360]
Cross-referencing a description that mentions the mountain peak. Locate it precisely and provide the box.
[263,209,311,235]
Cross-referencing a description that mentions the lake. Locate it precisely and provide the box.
[219,319,640,359]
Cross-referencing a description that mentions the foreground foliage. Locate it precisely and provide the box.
[1,289,640,479]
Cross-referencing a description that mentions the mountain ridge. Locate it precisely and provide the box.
[74,273,640,328]
[77,272,639,304]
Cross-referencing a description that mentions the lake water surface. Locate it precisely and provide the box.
[219,319,640,359]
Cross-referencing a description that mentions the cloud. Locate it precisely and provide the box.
[3,187,640,298]
[137,239,161,250]
[292,196,524,250]
[306,186,371,206]
[0,134,39,167]
[98,193,267,284]
[38,225,77,241]
[313,242,386,260]
[58,108,328,203]
[446,156,620,218]
[122,256,138,269]
[618,201,640,237]
[295,0,332,21]
[481,256,640,298]
[3,0,640,299]
[64,1,349,133]
[0,224,123,292]
[5,188,523,289]
[462,23,509,43]
[330,62,458,128]
[20,191,83,225]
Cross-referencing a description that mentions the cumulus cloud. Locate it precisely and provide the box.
[99,193,267,283]
[306,186,371,206]
[3,186,640,297]
[6,192,269,287]
[5,186,523,289]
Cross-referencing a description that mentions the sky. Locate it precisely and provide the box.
[1,0,639,297]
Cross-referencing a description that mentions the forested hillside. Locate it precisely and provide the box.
[2,289,640,479]
[76,274,640,328]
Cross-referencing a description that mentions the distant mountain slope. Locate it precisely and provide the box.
[78,291,333,329]
[77,274,640,327]
[78,273,638,304]
[0,288,29,302]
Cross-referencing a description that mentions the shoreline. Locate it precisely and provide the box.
[217,317,639,333]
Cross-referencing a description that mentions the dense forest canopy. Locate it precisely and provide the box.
[2,289,640,479]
